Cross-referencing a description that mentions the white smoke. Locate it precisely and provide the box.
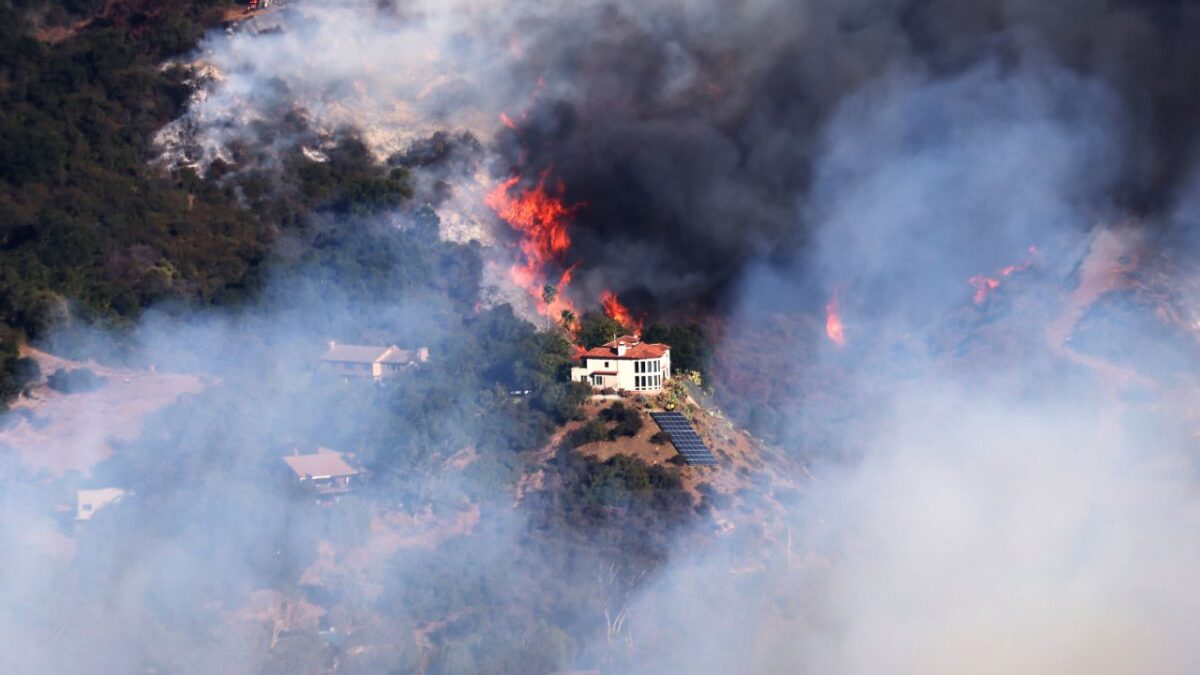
[156,0,519,167]
[606,55,1200,675]
[132,1,1200,672]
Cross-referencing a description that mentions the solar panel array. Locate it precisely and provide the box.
[650,412,718,466]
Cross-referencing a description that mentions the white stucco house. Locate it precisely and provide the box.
[570,335,671,392]
[321,342,429,380]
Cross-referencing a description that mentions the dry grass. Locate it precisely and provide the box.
[0,347,205,476]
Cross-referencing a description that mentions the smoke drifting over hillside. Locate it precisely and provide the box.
[13,0,1200,672]
[166,0,1200,313]
[606,56,1200,673]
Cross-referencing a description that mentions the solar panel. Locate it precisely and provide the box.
[650,412,718,466]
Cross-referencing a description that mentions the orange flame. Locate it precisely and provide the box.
[969,246,1039,305]
[497,77,545,131]
[968,275,1001,304]
[601,290,643,334]
[486,174,582,320]
[825,289,846,346]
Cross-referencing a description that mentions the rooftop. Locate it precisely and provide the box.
[77,487,126,521]
[377,346,419,364]
[577,335,670,361]
[283,447,359,480]
[321,343,426,365]
[321,344,391,364]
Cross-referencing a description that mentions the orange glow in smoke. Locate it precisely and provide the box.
[497,77,545,131]
[486,174,582,320]
[970,246,1039,305]
[825,289,846,346]
[601,290,643,334]
[969,275,1002,305]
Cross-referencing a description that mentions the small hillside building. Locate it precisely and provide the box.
[76,488,126,522]
[283,447,361,500]
[321,342,429,380]
[571,335,671,392]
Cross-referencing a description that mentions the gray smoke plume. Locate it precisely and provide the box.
[14,0,1200,672]
[598,48,1200,675]
[162,0,1200,316]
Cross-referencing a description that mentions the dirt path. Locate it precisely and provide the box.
[512,419,577,506]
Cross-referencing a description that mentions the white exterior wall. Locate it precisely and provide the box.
[570,351,671,392]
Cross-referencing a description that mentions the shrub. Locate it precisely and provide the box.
[611,413,642,439]
[47,368,107,394]
[565,419,608,448]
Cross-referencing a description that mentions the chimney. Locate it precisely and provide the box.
[616,340,627,356]
[328,340,337,351]
[417,347,430,362]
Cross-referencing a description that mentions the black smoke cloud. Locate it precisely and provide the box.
[502,0,1200,312]
[163,0,1200,317]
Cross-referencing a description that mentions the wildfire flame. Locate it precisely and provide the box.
[601,290,643,334]
[825,289,846,346]
[486,174,582,321]
[970,245,1039,305]
[968,275,1002,304]
[498,77,545,132]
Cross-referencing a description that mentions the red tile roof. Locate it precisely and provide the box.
[576,335,670,361]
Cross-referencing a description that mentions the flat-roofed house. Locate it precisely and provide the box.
[320,342,429,380]
[283,447,361,500]
[570,335,671,392]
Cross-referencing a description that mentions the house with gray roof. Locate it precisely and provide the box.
[321,342,429,380]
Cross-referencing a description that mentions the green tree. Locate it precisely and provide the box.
[541,284,557,330]
[576,311,623,349]
[643,322,710,376]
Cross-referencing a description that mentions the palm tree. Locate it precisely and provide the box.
[541,284,557,330]
[559,309,576,333]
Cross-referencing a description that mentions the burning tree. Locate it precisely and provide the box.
[487,169,643,340]
[486,173,582,322]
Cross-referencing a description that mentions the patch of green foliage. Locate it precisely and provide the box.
[0,3,421,404]
[643,321,710,377]
[0,330,39,408]
[566,418,609,448]
[600,401,643,438]
[0,1,265,341]
[46,366,107,393]
[575,311,624,349]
